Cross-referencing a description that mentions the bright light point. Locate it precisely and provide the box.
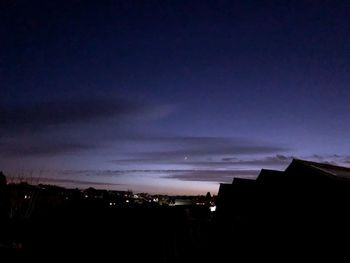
[210,206,216,212]
[109,202,113,206]
[184,156,188,160]
[126,200,129,203]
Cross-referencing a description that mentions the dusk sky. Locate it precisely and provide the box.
[1,0,350,194]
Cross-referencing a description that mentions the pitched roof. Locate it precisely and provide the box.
[291,159,350,179]
[256,169,284,182]
[232,177,256,185]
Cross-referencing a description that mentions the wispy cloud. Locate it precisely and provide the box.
[0,96,176,157]
[0,141,94,157]
[31,177,122,187]
[219,154,293,166]
[114,136,289,162]
[165,170,259,183]
[61,169,131,177]
[112,153,350,171]
[0,96,143,134]
[60,169,260,183]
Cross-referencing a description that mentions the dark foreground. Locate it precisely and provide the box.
[3,158,350,262]
[1,201,215,262]
[2,200,350,262]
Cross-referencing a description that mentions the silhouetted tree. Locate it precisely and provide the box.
[0,171,9,218]
[206,192,211,199]
[0,171,7,187]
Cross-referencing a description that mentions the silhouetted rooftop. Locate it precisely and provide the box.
[232,177,256,185]
[256,169,284,183]
[290,159,350,179]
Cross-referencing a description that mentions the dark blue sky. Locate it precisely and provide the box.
[1,0,350,194]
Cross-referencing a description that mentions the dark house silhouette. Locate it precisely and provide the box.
[216,178,257,226]
[215,159,350,257]
[217,159,350,214]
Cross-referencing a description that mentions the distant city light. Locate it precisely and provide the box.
[210,206,216,212]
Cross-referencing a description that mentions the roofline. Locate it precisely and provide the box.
[260,168,284,173]
[290,159,332,175]
[292,158,350,171]
[289,159,350,180]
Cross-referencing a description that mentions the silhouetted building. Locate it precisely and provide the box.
[215,159,350,257]
[216,178,257,214]
[217,159,350,214]
[256,168,284,184]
